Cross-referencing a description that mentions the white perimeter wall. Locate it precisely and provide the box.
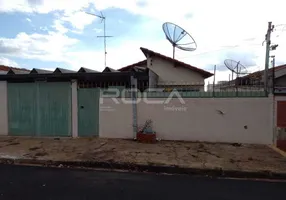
[99,98,133,138]
[100,97,274,144]
[0,81,8,135]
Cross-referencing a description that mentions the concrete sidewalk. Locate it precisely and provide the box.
[0,137,285,179]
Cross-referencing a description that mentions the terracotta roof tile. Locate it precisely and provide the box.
[119,48,213,78]
[140,47,213,78]
[118,60,147,72]
[0,65,30,72]
[245,64,286,79]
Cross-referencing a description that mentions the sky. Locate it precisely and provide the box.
[0,0,285,83]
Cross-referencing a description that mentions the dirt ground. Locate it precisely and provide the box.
[0,136,285,174]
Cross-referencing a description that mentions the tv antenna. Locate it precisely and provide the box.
[224,59,249,93]
[85,11,113,68]
[224,59,248,80]
[162,22,197,59]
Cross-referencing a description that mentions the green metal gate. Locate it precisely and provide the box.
[78,88,100,137]
[8,83,37,136]
[37,82,71,137]
[7,82,71,137]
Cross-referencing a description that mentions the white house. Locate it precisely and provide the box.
[119,47,213,92]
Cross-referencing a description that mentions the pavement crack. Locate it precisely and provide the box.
[171,146,179,166]
[197,145,221,158]
[93,142,107,151]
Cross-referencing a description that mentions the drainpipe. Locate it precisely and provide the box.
[131,74,138,139]
[271,56,276,145]
[272,56,275,94]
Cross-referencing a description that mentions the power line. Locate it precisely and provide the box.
[175,43,261,59]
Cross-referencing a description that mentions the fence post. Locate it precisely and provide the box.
[131,75,138,139]
[213,65,216,97]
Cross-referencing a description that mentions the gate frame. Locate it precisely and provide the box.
[77,87,100,137]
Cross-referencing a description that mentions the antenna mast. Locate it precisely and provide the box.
[86,12,113,68]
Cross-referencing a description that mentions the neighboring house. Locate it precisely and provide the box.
[208,64,286,93]
[119,47,213,92]
[0,65,30,74]
[240,64,286,93]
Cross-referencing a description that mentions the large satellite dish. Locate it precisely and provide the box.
[162,22,197,59]
[224,59,248,80]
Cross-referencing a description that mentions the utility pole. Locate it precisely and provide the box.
[263,22,274,94]
[85,12,113,68]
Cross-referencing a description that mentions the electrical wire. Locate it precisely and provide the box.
[175,43,261,59]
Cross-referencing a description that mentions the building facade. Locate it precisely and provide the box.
[119,47,213,92]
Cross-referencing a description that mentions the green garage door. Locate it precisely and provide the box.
[8,83,37,136]
[78,88,100,137]
[7,82,71,137]
[37,82,71,137]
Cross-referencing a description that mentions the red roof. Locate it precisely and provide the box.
[118,60,147,72]
[275,64,286,71]
[0,65,30,72]
[118,48,213,78]
[245,64,286,79]
[139,47,213,78]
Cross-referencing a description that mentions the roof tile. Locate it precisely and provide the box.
[119,48,213,78]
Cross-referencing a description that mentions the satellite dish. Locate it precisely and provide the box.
[224,59,248,79]
[162,22,197,59]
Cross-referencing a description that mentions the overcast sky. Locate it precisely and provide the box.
[0,0,285,83]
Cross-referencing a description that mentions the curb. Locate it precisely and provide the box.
[268,145,286,157]
[1,158,286,180]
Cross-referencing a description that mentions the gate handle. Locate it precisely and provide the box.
[80,106,84,109]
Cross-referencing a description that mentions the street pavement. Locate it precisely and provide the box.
[0,164,285,200]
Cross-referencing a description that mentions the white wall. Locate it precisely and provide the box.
[147,57,205,87]
[148,69,158,88]
[71,80,78,138]
[99,96,274,144]
[137,97,273,144]
[99,98,133,139]
[0,81,8,135]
